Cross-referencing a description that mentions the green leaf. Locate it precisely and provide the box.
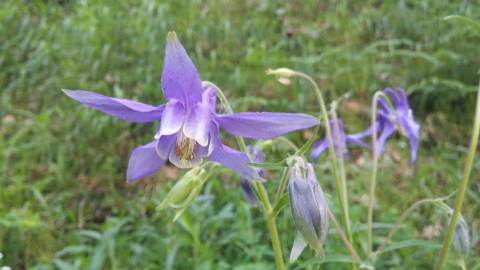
[296,125,320,156]
[248,160,287,170]
[378,240,441,254]
[271,193,290,217]
[444,15,480,33]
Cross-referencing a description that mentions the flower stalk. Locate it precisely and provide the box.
[367,91,390,258]
[207,81,286,270]
[435,81,480,270]
[283,70,355,258]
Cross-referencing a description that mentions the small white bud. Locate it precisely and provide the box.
[266,68,296,78]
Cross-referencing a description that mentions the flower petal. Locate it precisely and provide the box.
[155,134,177,160]
[63,90,163,122]
[240,178,257,205]
[375,121,396,157]
[127,141,166,182]
[398,116,421,163]
[311,138,328,160]
[290,231,308,263]
[208,143,259,179]
[217,112,319,139]
[156,100,185,138]
[161,32,202,107]
[183,94,212,146]
[207,124,259,178]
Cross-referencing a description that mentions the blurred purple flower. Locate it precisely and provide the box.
[287,157,329,262]
[376,87,420,163]
[311,118,370,160]
[240,145,264,205]
[63,32,319,182]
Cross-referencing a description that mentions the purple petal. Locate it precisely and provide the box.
[127,141,166,182]
[155,134,176,160]
[311,138,328,160]
[63,90,163,122]
[155,100,185,138]
[182,91,213,146]
[208,143,259,179]
[398,116,421,163]
[161,32,202,107]
[207,124,259,178]
[375,121,396,158]
[217,112,319,139]
[240,178,257,205]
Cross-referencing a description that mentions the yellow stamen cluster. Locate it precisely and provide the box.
[175,135,196,162]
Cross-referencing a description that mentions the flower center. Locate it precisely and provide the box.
[175,134,196,161]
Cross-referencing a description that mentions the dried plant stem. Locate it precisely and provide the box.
[435,81,480,270]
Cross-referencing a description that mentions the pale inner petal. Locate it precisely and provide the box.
[182,103,211,147]
[156,100,185,138]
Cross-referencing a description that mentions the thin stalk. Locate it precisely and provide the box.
[273,168,289,204]
[293,72,355,259]
[256,181,286,270]
[367,91,390,258]
[204,81,285,270]
[375,195,452,255]
[331,111,352,235]
[272,137,299,204]
[435,81,480,270]
[327,209,362,264]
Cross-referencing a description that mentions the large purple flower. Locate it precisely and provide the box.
[63,32,319,182]
[311,118,370,160]
[376,87,420,163]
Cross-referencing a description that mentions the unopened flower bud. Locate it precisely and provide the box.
[266,68,296,78]
[157,167,209,221]
[287,157,328,262]
[453,215,470,256]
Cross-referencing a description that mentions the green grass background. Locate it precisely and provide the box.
[1,0,479,269]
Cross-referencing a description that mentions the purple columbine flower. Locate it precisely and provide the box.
[240,145,264,205]
[376,87,420,163]
[63,32,319,182]
[287,157,329,262]
[311,118,370,160]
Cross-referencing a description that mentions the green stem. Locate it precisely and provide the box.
[203,81,286,270]
[367,91,388,258]
[435,81,480,270]
[256,181,286,270]
[374,194,452,255]
[293,72,355,261]
[327,209,362,264]
[331,111,352,236]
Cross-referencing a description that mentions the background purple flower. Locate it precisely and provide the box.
[63,32,319,182]
[376,87,420,163]
[239,145,264,205]
[311,118,369,160]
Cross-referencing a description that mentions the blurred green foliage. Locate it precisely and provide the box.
[1,0,479,269]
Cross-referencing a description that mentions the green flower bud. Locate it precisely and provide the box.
[157,167,208,221]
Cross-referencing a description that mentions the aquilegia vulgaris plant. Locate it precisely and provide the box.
[64,30,479,270]
[64,32,318,182]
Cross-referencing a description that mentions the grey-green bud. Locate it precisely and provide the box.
[287,157,329,262]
